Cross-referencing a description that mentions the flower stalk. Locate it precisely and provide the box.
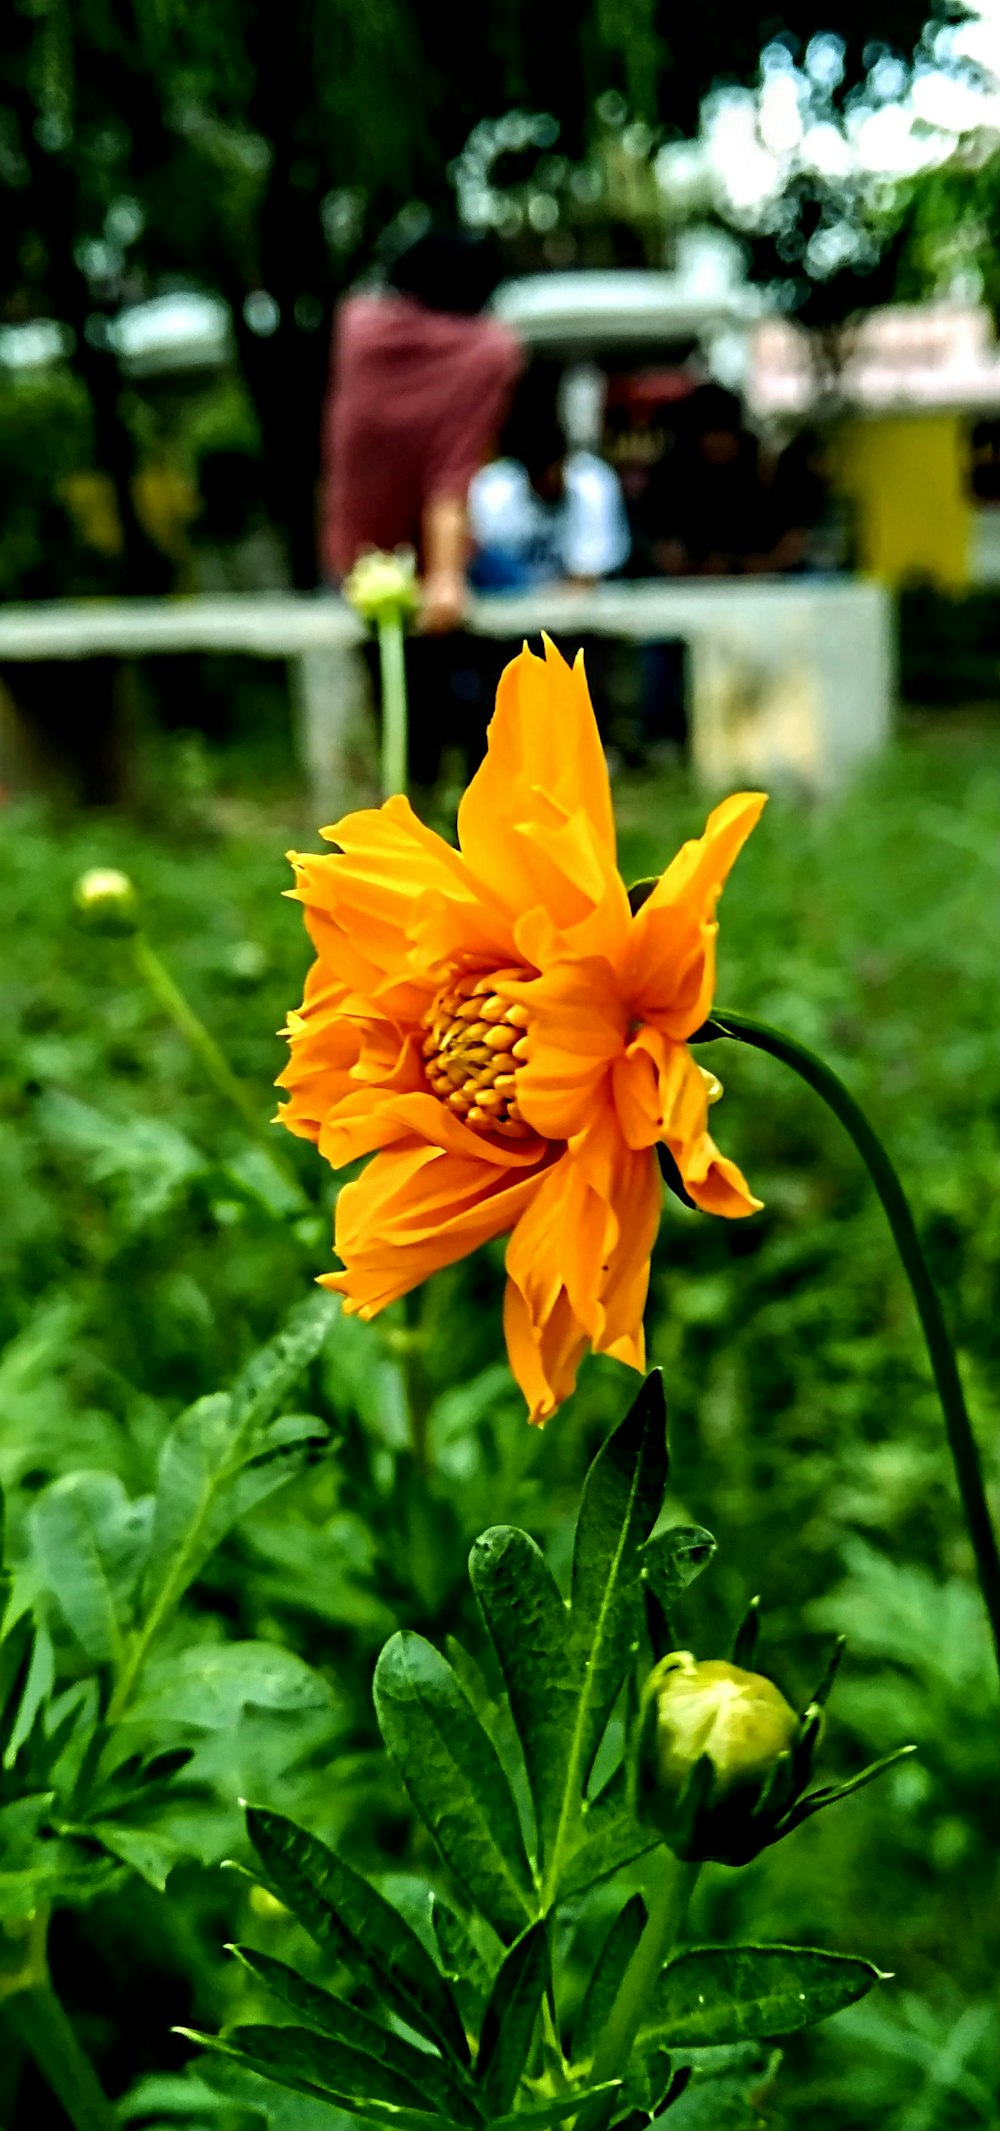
[698,1008,1000,1676]
[377,610,409,800]
[576,1856,702,2131]
[1,1912,118,2131]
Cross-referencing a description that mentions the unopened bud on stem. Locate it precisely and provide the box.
[73,868,139,936]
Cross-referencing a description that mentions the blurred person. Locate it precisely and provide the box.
[639,382,770,577]
[467,366,630,590]
[766,426,846,574]
[319,228,521,632]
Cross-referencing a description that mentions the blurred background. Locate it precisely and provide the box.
[0,3,998,2128]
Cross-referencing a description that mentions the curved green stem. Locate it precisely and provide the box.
[577,1856,701,2131]
[2,1915,117,2131]
[701,1007,1000,1675]
[130,932,308,1207]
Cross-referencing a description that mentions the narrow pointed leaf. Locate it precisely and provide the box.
[782,1745,917,1831]
[374,1632,535,1941]
[228,1946,480,2123]
[476,1921,549,2116]
[431,1898,496,2027]
[527,1375,667,1901]
[573,1894,647,2062]
[245,1806,468,2064]
[491,2086,621,2129]
[229,2024,443,2111]
[640,1945,882,2048]
[181,2029,466,2129]
[469,1527,575,1864]
[731,1598,761,1669]
[571,1374,668,1634]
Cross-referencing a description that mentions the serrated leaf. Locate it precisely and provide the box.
[124,1642,336,1730]
[229,1946,480,2124]
[245,1806,468,2065]
[573,1894,647,2062]
[183,2028,467,2129]
[374,1632,535,1941]
[641,1946,881,2048]
[476,1921,549,2116]
[30,1474,148,1666]
[469,1527,574,1868]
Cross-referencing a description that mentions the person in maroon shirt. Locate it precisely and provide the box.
[320,231,522,633]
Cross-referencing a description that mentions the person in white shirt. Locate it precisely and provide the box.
[467,388,630,590]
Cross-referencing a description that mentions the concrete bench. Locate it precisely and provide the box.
[0,579,892,813]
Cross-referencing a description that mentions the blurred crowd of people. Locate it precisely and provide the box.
[319,225,843,781]
[320,227,839,619]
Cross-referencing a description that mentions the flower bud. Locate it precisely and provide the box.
[649,1652,799,1801]
[344,547,419,625]
[73,867,139,936]
[633,1626,914,1869]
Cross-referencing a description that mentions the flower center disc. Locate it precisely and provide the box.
[421,968,532,1138]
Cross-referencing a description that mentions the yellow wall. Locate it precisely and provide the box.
[831,414,970,589]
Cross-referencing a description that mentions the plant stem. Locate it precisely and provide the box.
[400,1289,430,1473]
[577,1856,701,2131]
[3,1982,118,2131]
[130,932,307,1204]
[703,1007,1000,1676]
[377,613,409,798]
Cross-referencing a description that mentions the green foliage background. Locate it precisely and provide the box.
[0,702,996,2126]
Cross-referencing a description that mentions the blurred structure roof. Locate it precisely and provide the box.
[749,304,1000,418]
[492,249,762,360]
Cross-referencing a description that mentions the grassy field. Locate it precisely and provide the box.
[1,709,997,2129]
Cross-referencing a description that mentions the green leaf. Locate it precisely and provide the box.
[572,1894,647,2062]
[88,1820,182,1891]
[30,1473,148,1666]
[651,2050,779,2129]
[527,1374,668,1903]
[245,1806,468,2065]
[124,1642,337,1730]
[431,1896,496,2027]
[228,1946,480,2124]
[491,2087,621,2129]
[571,1373,669,1636]
[2,1623,54,1770]
[374,1632,535,1941]
[476,1921,549,2116]
[143,1294,334,1618]
[469,1527,574,1867]
[183,2028,467,2129]
[567,1374,669,1776]
[640,1527,717,1621]
[642,1946,882,2048]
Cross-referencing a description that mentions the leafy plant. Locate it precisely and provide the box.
[187,1375,888,2129]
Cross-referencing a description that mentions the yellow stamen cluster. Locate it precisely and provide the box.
[422,968,532,1138]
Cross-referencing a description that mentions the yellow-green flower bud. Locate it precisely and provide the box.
[73,867,139,936]
[649,1651,799,1800]
[343,547,419,625]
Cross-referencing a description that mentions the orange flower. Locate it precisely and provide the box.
[278,639,765,1424]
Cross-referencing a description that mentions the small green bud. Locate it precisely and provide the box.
[73,867,139,936]
[343,546,419,625]
[650,1651,799,1801]
[633,1630,912,1869]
